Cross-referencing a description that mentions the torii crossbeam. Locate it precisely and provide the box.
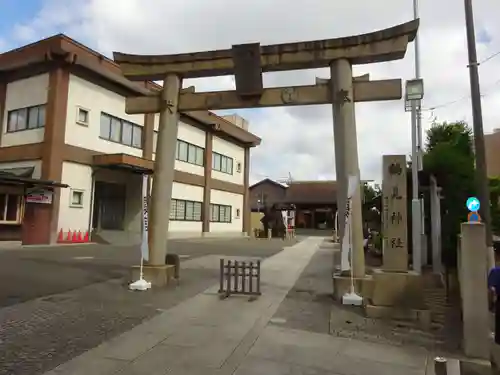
[113,19,419,282]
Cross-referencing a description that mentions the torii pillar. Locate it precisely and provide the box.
[330,59,365,277]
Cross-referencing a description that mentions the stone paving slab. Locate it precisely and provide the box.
[247,326,428,375]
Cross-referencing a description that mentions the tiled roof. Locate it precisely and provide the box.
[283,181,337,204]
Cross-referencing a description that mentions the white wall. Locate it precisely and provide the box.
[58,162,92,233]
[65,74,144,156]
[153,116,206,176]
[169,182,203,233]
[212,136,245,185]
[210,189,243,233]
[0,159,42,178]
[1,74,48,147]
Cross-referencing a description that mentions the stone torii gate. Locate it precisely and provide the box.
[113,19,419,282]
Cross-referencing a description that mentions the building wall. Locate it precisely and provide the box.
[1,74,48,147]
[170,182,204,233]
[152,116,206,176]
[65,74,144,156]
[210,189,243,233]
[57,163,143,234]
[58,161,92,233]
[0,72,252,240]
[212,136,245,185]
[485,131,500,177]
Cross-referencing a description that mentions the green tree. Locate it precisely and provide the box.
[422,121,475,268]
[362,182,382,230]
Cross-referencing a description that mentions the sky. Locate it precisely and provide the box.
[0,0,499,185]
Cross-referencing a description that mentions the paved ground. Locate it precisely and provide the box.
[0,237,296,375]
[0,238,295,307]
[39,238,436,375]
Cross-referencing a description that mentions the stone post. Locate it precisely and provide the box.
[382,155,408,271]
[460,222,489,359]
[149,74,182,265]
[330,59,365,277]
[430,175,442,274]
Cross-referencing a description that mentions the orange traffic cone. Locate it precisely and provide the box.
[57,229,64,243]
[71,230,78,243]
[83,231,90,243]
[77,231,83,243]
[66,229,72,242]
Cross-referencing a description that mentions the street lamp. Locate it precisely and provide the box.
[405,78,424,274]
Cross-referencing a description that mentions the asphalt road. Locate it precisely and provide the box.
[0,238,293,308]
[0,237,296,375]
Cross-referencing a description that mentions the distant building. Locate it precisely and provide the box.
[249,179,337,229]
[249,178,288,212]
[485,130,500,177]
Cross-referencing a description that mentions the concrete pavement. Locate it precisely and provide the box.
[43,237,433,375]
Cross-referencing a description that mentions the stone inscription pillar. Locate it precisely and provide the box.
[330,59,365,277]
[149,74,182,265]
[382,155,408,271]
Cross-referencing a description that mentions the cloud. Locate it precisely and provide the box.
[5,0,500,184]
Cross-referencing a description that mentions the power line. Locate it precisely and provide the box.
[480,50,500,65]
[418,46,500,113]
[424,78,500,112]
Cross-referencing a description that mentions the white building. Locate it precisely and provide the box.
[0,34,260,244]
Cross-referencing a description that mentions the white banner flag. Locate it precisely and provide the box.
[141,175,150,262]
[281,211,288,228]
[340,175,359,272]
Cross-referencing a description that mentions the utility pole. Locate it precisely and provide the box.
[410,0,423,272]
[464,0,493,249]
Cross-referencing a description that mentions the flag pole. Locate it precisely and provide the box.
[129,174,152,291]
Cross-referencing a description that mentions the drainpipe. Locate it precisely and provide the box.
[87,168,97,241]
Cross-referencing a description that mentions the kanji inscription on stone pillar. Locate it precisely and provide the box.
[382,155,408,271]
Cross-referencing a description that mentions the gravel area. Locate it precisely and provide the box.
[269,240,462,355]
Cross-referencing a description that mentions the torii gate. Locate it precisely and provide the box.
[113,19,419,280]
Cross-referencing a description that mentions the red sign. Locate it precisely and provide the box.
[26,191,53,204]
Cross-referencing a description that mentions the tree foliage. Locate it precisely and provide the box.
[362,182,382,230]
[422,121,475,268]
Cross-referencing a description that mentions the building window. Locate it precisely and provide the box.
[176,139,204,166]
[70,189,84,208]
[0,194,23,224]
[170,199,202,221]
[212,152,233,174]
[210,204,232,223]
[100,112,143,148]
[76,107,89,126]
[7,104,46,132]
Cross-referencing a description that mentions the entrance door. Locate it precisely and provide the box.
[93,181,126,230]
